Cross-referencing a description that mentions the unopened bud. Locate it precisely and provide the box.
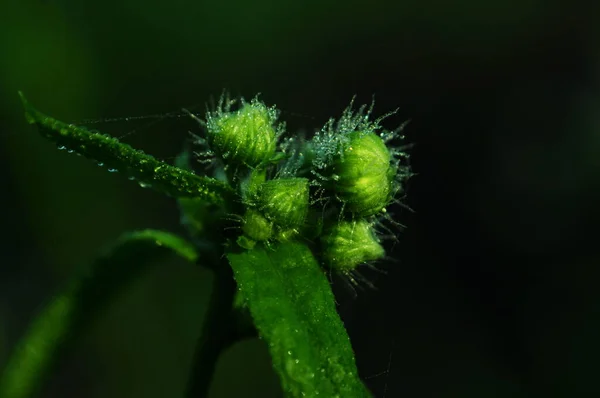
[321,220,385,272]
[206,98,279,167]
[256,177,309,229]
[330,131,395,217]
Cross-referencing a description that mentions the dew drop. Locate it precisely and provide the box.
[67,149,74,154]
[138,182,152,188]
[128,176,135,181]
[108,168,118,173]
[57,145,66,150]
[97,162,104,167]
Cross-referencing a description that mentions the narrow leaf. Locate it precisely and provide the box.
[18,92,234,204]
[227,242,371,397]
[0,229,199,398]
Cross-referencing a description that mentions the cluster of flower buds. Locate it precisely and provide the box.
[192,94,412,284]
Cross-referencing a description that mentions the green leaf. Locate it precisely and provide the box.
[18,92,234,204]
[227,242,372,398]
[0,229,199,398]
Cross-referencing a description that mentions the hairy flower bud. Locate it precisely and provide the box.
[256,177,309,229]
[321,220,385,272]
[242,209,274,242]
[330,131,395,217]
[206,98,279,167]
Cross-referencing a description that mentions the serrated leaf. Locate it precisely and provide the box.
[0,229,198,398]
[18,92,234,204]
[227,242,371,398]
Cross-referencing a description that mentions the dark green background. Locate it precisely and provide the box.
[1,0,600,397]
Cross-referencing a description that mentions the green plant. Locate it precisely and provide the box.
[0,92,412,398]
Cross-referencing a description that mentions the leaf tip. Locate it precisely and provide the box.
[17,91,36,125]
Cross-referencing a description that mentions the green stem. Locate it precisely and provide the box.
[184,260,238,398]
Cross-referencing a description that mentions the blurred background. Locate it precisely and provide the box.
[1,0,600,397]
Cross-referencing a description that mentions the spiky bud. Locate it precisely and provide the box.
[321,220,385,272]
[330,131,395,217]
[256,177,309,229]
[206,98,279,167]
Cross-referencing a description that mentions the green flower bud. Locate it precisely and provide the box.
[256,177,309,229]
[206,98,279,167]
[242,209,273,242]
[331,131,395,217]
[274,209,323,243]
[321,220,385,272]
